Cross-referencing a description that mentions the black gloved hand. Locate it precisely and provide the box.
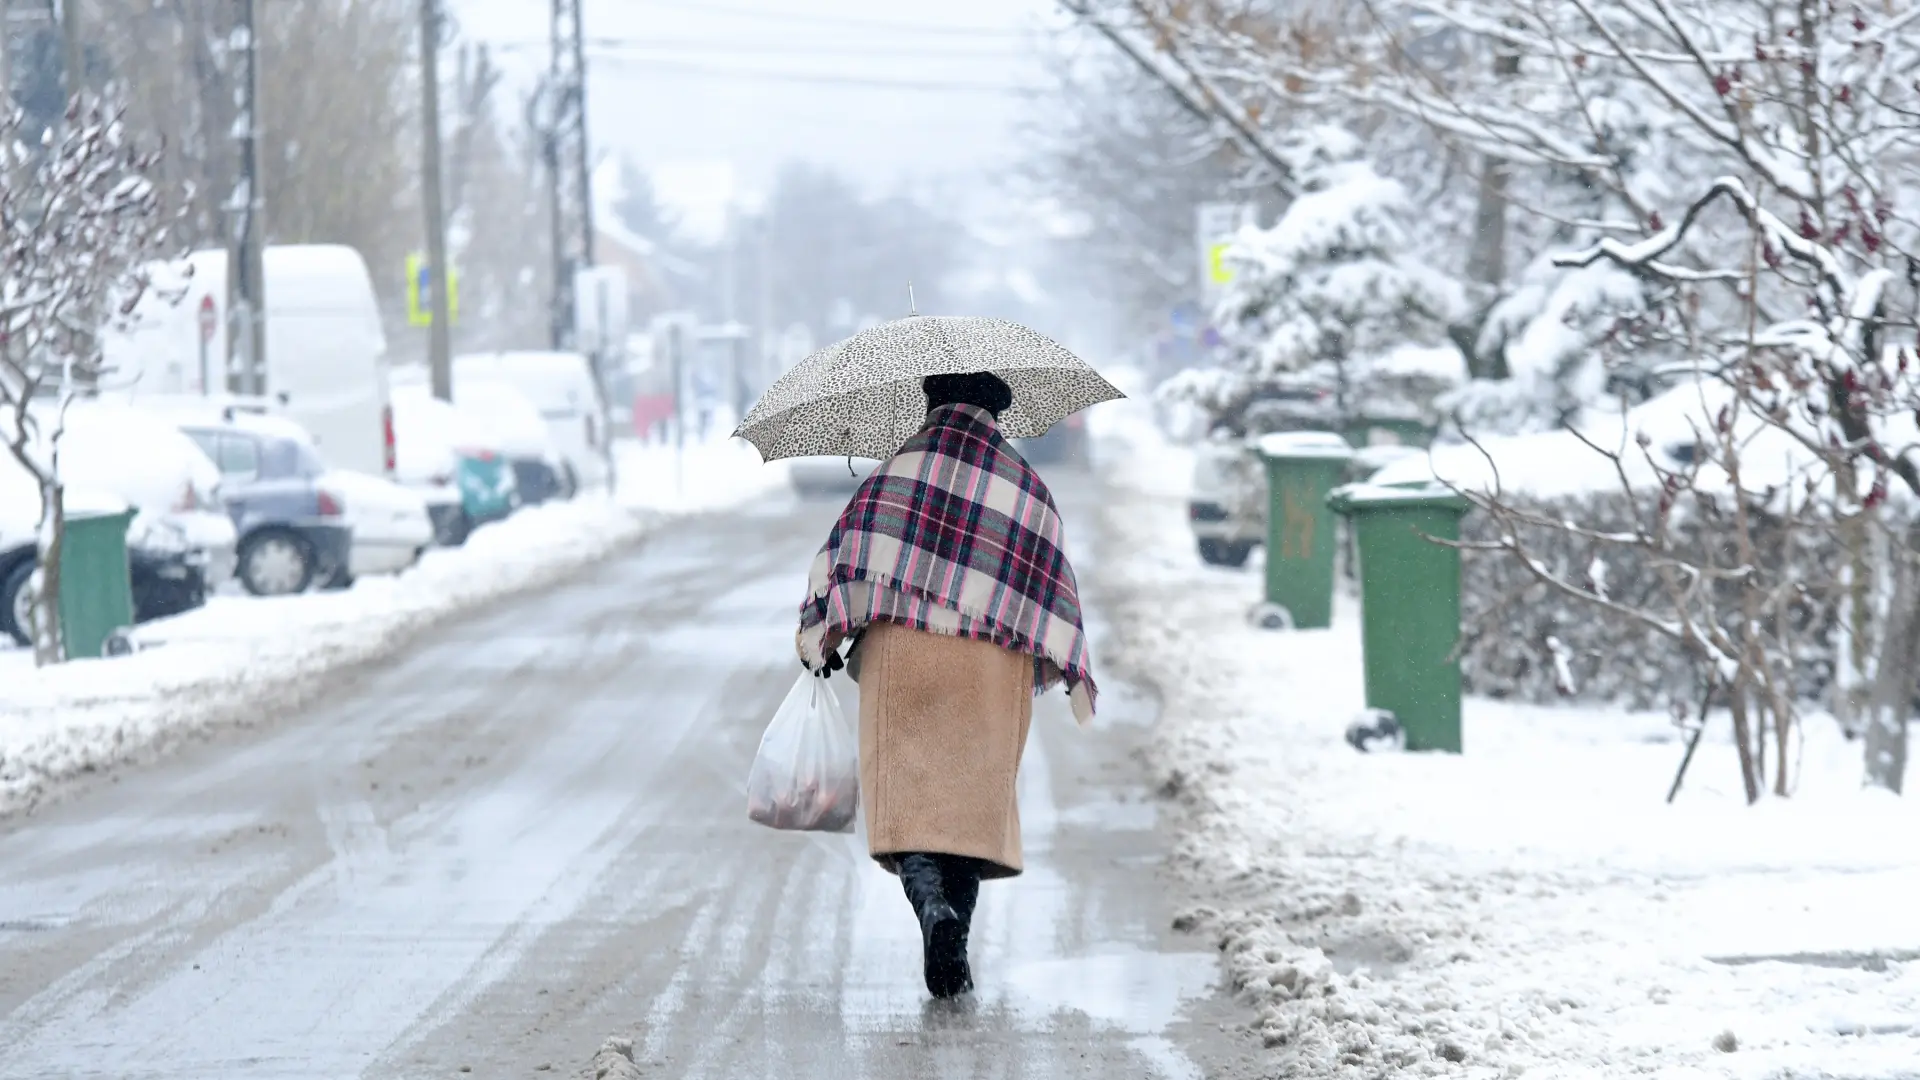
[811,649,845,679]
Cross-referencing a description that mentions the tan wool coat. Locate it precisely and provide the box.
[850,621,1034,879]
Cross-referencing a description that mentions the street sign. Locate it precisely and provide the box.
[1196,202,1256,304]
[1207,243,1234,284]
[405,252,460,328]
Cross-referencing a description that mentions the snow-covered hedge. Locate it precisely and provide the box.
[1455,489,1842,710]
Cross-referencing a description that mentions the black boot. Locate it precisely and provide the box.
[936,855,981,994]
[898,853,970,998]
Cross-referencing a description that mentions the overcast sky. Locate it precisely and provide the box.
[449,0,1068,239]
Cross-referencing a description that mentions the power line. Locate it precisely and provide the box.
[633,0,1031,39]
[585,54,1050,95]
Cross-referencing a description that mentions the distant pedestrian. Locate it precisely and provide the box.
[796,371,1097,999]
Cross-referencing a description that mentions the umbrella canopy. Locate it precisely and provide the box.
[734,316,1124,462]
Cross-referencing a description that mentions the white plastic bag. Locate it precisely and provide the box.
[746,674,859,833]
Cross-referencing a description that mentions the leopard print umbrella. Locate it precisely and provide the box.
[733,316,1126,462]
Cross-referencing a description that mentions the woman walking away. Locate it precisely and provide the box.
[796,371,1097,999]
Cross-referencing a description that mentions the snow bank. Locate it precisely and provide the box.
[1380,377,1828,502]
[0,433,787,818]
[1086,401,1920,1079]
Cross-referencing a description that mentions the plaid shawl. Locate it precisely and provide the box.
[797,403,1096,724]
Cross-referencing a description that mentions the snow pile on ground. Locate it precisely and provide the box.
[0,435,785,818]
[1086,399,1920,1079]
[586,1036,645,1080]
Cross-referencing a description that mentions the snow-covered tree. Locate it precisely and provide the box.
[1212,126,1464,424]
[0,98,174,665]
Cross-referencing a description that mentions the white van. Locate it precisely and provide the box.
[103,245,395,479]
[450,351,611,496]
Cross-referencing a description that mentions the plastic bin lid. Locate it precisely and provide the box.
[1327,479,1471,514]
[1255,430,1354,460]
[63,489,133,519]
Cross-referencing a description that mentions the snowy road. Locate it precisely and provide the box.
[0,481,1260,1079]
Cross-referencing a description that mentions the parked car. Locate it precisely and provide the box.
[0,405,226,646]
[105,244,397,478]
[390,386,516,546]
[178,420,352,595]
[393,370,566,507]
[91,401,235,569]
[1189,436,1264,568]
[12,399,238,590]
[0,480,208,647]
[789,457,878,500]
[451,351,611,496]
[181,412,430,588]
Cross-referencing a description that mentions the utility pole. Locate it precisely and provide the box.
[536,0,594,360]
[57,0,78,98]
[568,0,594,275]
[420,0,453,401]
[227,0,267,396]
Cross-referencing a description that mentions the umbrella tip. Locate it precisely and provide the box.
[907,281,917,317]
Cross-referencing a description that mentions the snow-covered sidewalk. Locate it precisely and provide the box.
[0,438,785,817]
[1085,406,1920,1079]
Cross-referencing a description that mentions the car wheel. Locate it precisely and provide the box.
[238,531,315,596]
[559,464,580,500]
[3,559,35,647]
[1197,538,1253,567]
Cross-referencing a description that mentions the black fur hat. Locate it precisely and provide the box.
[924,372,1014,417]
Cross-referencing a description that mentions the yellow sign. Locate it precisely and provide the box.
[405,253,460,328]
[1207,241,1234,285]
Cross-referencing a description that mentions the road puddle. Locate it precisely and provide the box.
[1003,945,1219,1034]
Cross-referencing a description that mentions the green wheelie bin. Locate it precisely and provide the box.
[57,508,137,661]
[1254,432,1354,630]
[1327,480,1470,752]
